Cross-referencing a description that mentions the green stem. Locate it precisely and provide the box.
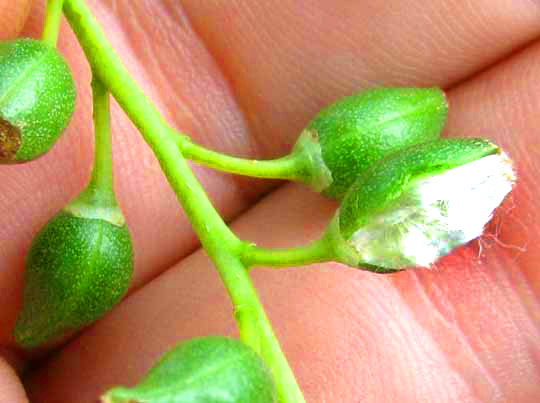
[61,0,237,247]
[65,75,124,225]
[62,1,305,402]
[242,237,335,268]
[210,254,306,403]
[177,136,307,181]
[87,76,114,201]
[42,0,64,47]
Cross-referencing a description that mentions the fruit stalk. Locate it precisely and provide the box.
[61,1,305,401]
[241,237,335,269]
[87,76,115,202]
[176,135,309,182]
[43,0,65,47]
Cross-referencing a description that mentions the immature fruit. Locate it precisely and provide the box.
[294,87,447,198]
[0,38,76,163]
[326,138,515,272]
[102,337,277,403]
[14,210,133,348]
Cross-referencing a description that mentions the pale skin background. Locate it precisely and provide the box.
[0,1,539,402]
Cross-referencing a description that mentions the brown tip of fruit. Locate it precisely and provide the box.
[0,116,21,162]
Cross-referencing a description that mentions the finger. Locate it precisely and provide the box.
[0,358,27,402]
[25,35,540,401]
[180,0,540,152]
[26,187,540,402]
[3,0,540,349]
[0,0,31,39]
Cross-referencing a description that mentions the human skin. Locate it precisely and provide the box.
[1,1,539,402]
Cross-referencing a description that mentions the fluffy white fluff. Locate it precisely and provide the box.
[349,152,516,269]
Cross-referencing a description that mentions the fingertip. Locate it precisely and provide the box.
[0,0,32,40]
[0,357,28,403]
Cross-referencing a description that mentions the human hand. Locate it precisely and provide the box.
[1,1,539,402]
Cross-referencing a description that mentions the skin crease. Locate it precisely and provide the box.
[0,0,539,401]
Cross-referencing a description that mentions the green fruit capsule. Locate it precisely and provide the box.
[325,138,515,272]
[102,337,277,403]
[0,38,76,163]
[14,205,133,348]
[293,87,447,198]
